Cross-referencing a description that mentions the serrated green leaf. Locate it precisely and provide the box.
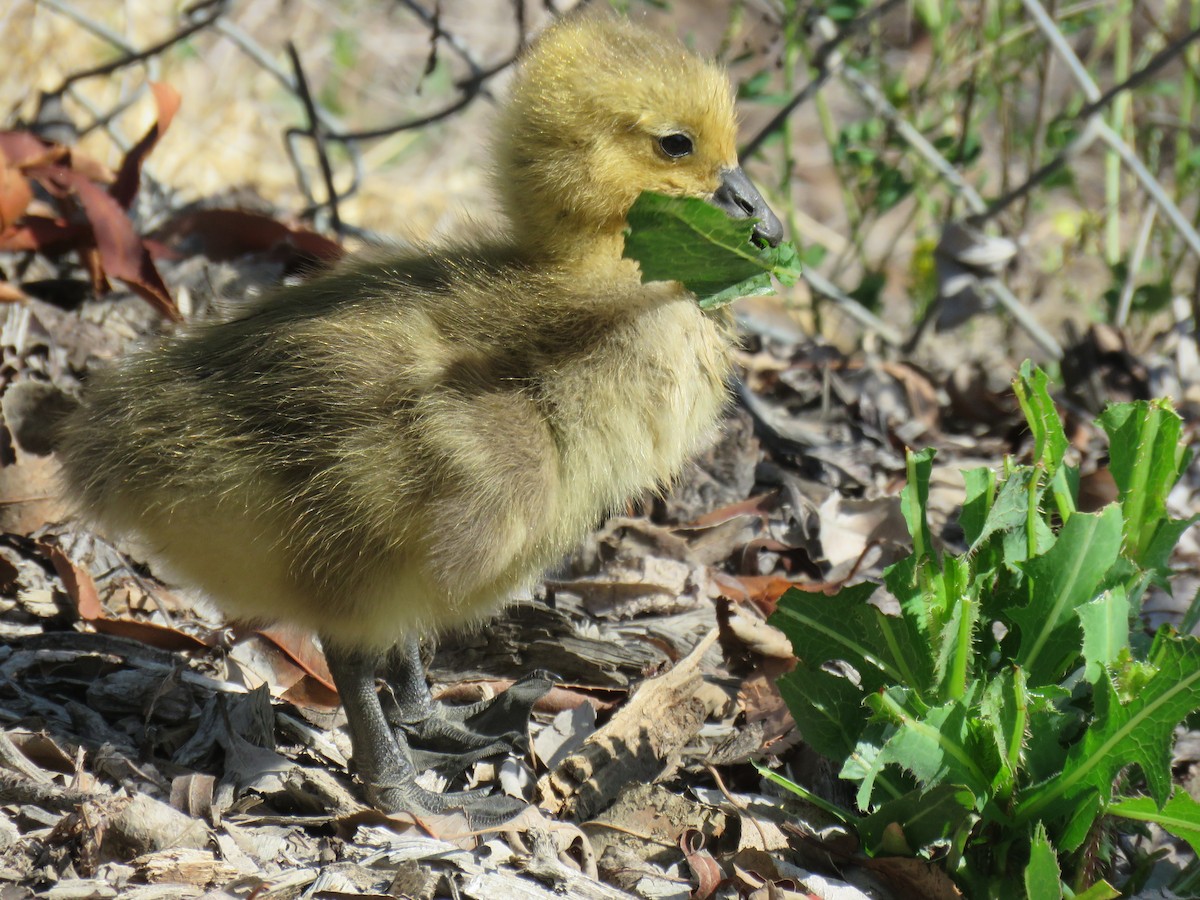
[1098,400,1188,565]
[970,467,1033,556]
[865,690,991,805]
[1056,788,1103,853]
[1008,506,1124,685]
[1014,362,1070,479]
[1078,586,1130,684]
[961,466,996,549]
[901,448,937,564]
[1070,882,1120,900]
[929,558,977,700]
[621,192,800,307]
[1022,684,1077,784]
[777,665,868,761]
[1108,791,1200,857]
[1017,629,1200,824]
[696,271,774,310]
[1025,821,1063,900]
[980,667,1026,798]
[841,721,914,807]
[858,784,976,854]
[770,584,934,699]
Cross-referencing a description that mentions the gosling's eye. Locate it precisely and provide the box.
[658,133,694,159]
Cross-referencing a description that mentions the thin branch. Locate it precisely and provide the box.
[397,0,486,80]
[1073,20,1200,123]
[801,268,903,346]
[1115,203,1157,327]
[975,6,1200,231]
[839,65,989,216]
[52,1,227,94]
[286,43,343,234]
[329,91,480,143]
[740,0,907,159]
[973,118,1103,225]
[1018,0,1200,264]
[208,17,366,205]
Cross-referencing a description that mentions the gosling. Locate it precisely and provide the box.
[56,14,782,820]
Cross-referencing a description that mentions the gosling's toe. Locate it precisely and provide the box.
[390,669,556,777]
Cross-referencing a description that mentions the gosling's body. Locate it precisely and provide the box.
[62,248,731,649]
[57,15,781,817]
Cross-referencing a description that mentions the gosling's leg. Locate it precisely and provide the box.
[383,635,556,775]
[323,638,523,822]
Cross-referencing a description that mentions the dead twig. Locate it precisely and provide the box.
[285,43,343,234]
[51,1,227,95]
[740,0,907,159]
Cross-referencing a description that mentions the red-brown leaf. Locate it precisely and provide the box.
[680,829,723,900]
[89,617,211,653]
[41,541,105,620]
[0,159,32,230]
[111,82,181,210]
[157,208,344,262]
[0,131,51,166]
[0,281,28,303]
[0,216,88,253]
[35,167,180,319]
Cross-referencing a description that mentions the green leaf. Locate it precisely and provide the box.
[752,762,856,825]
[960,466,996,548]
[771,584,934,700]
[969,466,1033,556]
[901,448,937,564]
[777,665,868,761]
[1022,685,1077,785]
[1108,791,1200,857]
[1025,822,1063,900]
[980,667,1026,798]
[1056,788,1103,853]
[930,557,977,699]
[1008,506,1124,685]
[621,192,800,308]
[1014,362,1070,479]
[1078,586,1130,684]
[1070,882,1120,900]
[1098,400,1189,566]
[1017,629,1200,824]
[858,784,976,855]
[864,689,991,805]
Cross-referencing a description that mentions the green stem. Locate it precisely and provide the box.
[949,593,972,701]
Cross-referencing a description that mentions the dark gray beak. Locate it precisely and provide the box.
[712,166,784,247]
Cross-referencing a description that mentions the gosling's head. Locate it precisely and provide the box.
[495,15,782,259]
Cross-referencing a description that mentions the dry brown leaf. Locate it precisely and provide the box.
[41,539,104,620]
[65,171,179,319]
[0,158,32,230]
[680,828,723,899]
[111,82,181,210]
[255,627,335,688]
[156,207,344,263]
[0,281,26,302]
[170,772,217,822]
[858,855,963,900]
[0,214,88,253]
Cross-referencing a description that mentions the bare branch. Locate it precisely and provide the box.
[740,0,907,160]
[286,43,343,234]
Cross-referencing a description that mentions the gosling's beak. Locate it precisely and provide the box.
[712,166,784,247]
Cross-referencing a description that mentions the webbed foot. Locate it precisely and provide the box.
[381,637,555,775]
[323,638,536,826]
